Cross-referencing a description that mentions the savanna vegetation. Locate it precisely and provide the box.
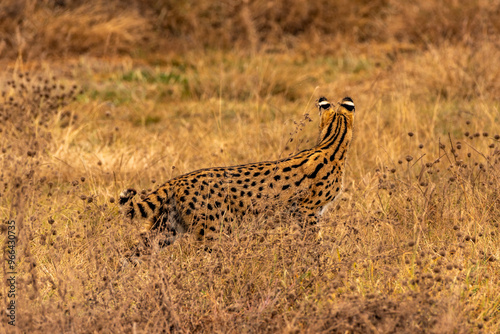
[1,0,499,332]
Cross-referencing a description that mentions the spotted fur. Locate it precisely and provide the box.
[120,97,355,245]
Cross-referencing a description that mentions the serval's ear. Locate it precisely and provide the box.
[316,96,332,114]
[339,97,355,112]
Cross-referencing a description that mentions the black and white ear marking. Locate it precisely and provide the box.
[340,97,355,112]
[317,96,331,111]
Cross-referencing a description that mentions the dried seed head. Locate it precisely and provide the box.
[408,132,414,137]
[405,155,413,162]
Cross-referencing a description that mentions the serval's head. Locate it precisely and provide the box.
[316,96,355,143]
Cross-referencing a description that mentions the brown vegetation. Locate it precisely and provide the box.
[1,0,499,333]
[1,0,499,59]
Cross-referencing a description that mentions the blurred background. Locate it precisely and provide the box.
[1,0,499,60]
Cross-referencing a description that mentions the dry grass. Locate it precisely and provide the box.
[1,1,500,333]
[1,0,499,58]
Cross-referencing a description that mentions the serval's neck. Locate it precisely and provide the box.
[315,112,353,163]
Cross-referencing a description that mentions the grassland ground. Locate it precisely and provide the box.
[1,1,500,333]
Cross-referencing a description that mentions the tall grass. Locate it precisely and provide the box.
[1,0,499,58]
[1,0,499,332]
